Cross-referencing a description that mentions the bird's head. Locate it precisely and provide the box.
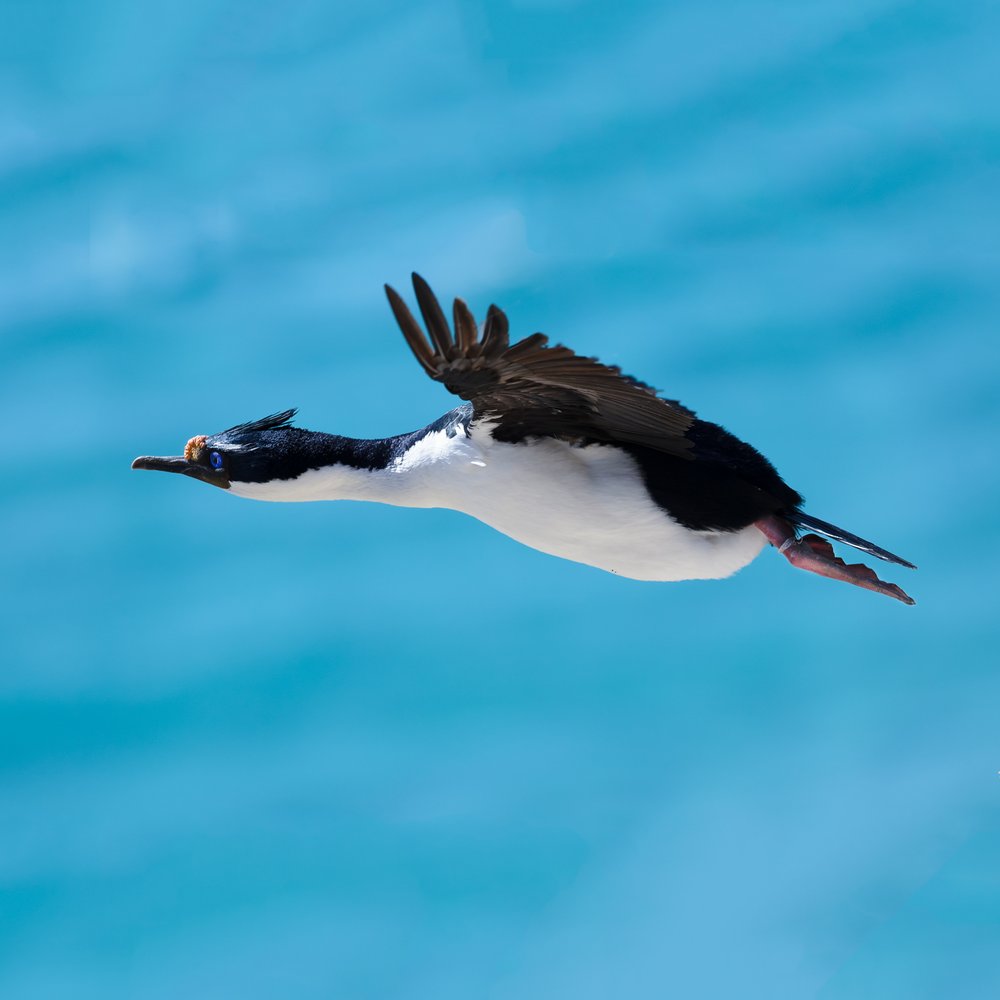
[131,409,300,490]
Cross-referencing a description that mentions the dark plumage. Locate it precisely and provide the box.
[132,273,916,604]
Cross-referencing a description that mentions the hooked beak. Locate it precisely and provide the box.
[131,455,229,489]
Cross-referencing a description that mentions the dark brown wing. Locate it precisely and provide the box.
[384,274,696,459]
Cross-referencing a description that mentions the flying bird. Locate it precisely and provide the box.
[132,274,916,603]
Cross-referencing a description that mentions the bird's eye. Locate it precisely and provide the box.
[210,451,224,470]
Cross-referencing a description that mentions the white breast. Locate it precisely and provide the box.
[228,425,766,582]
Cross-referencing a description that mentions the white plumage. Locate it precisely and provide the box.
[228,424,767,581]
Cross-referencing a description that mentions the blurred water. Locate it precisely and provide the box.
[2,1,999,997]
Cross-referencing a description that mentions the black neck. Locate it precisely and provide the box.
[221,404,473,484]
[228,428,413,484]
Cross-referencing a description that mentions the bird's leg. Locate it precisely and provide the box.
[755,515,915,605]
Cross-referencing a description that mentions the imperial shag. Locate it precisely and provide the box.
[132,274,916,604]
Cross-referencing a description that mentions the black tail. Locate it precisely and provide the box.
[785,511,916,569]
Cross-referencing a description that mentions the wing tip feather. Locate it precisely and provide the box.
[410,273,454,356]
[385,279,439,378]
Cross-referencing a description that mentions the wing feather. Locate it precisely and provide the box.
[385,274,696,459]
[412,273,454,358]
[480,304,510,359]
[452,298,479,354]
[384,284,437,378]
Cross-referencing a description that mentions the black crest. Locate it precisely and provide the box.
[217,409,298,439]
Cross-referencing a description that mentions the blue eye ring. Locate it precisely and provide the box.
[209,451,224,470]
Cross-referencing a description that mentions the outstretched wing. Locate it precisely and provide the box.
[384,273,696,459]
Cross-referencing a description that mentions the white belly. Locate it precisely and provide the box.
[228,425,767,582]
[425,428,766,581]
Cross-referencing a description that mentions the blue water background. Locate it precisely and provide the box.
[2,1,999,997]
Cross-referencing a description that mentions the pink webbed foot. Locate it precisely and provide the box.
[755,515,916,606]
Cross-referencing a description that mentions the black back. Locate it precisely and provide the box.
[620,419,802,532]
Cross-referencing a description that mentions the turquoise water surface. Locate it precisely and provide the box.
[2,1,999,997]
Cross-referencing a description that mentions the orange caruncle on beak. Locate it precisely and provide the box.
[184,435,208,462]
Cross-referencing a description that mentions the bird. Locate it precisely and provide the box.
[132,273,916,604]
